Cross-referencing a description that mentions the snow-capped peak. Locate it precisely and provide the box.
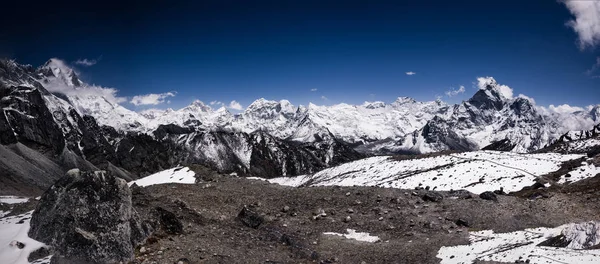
[184,100,213,113]
[392,96,417,105]
[40,58,81,87]
[362,101,386,109]
[476,76,513,99]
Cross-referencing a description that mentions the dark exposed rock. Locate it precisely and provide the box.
[155,207,183,235]
[422,192,443,202]
[479,191,498,201]
[538,234,570,248]
[237,206,265,228]
[455,219,470,227]
[482,139,515,151]
[28,169,150,264]
[28,246,52,262]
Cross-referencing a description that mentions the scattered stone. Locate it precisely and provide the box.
[237,206,265,228]
[282,206,290,213]
[9,240,25,249]
[313,208,327,220]
[479,191,498,201]
[139,247,147,254]
[422,192,443,202]
[347,208,354,214]
[344,216,351,223]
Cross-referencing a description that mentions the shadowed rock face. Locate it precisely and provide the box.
[28,169,150,264]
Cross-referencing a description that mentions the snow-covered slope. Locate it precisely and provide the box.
[437,222,600,264]
[267,151,584,194]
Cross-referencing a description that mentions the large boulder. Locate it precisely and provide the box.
[28,169,150,263]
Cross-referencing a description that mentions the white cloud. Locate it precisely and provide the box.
[445,85,465,97]
[130,92,176,106]
[405,71,416,76]
[74,58,97,67]
[476,76,513,99]
[321,95,328,101]
[44,79,126,105]
[210,100,223,106]
[228,100,243,110]
[561,0,600,49]
[548,104,585,114]
[311,88,318,92]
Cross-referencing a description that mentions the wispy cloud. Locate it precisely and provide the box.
[405,71,416,76]
[321,95,328,101]
[586,57,600,77]
[74,58,98,67]
[310,88,318,92]
[210,100,224,106]
[445,85,465,97]
[228,100,243,110]
[130,92,176,106]
[561,0,600,49]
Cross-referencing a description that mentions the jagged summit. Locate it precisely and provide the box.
[39,58,81,87]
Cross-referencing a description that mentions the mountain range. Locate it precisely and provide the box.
[0,58,598,195]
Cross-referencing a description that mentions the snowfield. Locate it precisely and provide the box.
[268,151,586,194]
[437,222,600,264]
[0,211,50,264]
[128,166,196,187]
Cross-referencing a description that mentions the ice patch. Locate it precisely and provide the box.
[323,229,380,243]
[128,166,196,187]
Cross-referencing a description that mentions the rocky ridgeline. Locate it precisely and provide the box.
[28,169,151,263]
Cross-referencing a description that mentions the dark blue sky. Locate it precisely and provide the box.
[1,0,598,110]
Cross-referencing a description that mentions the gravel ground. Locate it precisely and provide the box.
[129,171,600,264]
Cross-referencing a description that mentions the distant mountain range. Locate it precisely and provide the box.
[0,58,598,194]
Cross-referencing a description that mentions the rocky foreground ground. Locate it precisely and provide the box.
[123,167,600,264]
[3,159,600,264]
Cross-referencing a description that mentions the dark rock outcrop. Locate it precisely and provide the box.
[479,191,498,201]
[28,169,150,263]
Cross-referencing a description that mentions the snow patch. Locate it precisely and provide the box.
[559,160,600,184]
[128,167,196,187]
[0,196,30,204]
[0,211,50,264]
[323,229,380,243]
